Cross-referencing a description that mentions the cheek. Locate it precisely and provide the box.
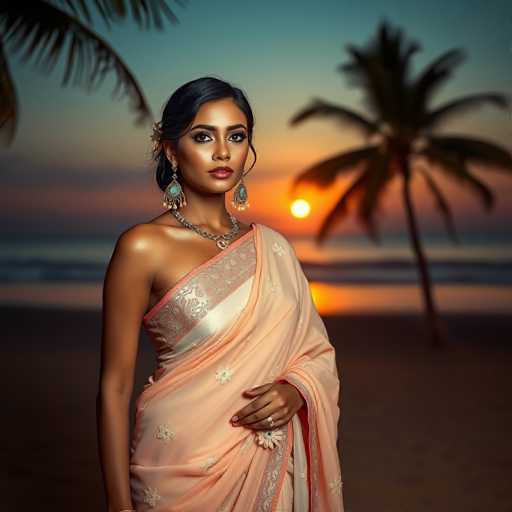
[179,142,212,167]
[230,144,250,165]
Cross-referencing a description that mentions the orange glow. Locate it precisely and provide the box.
[290,198,311,218]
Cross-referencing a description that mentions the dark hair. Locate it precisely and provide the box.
[153,76,257,192]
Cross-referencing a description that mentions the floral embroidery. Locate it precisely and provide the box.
[143,486,161,507]
[255,428,284,449]
[144,237,256,347]
[329,475,343,496]
[215,365,234,384]
[253,425,289,511]
[155,423,176,442]
[272,241,285,256]
[283,375,322,503]
[199,455,217,471]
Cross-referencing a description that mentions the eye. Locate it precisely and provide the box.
[193,131,211,143]
[231,132,247,143]
[192,131,247,144]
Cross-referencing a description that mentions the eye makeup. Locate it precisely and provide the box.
[192,131,247,144]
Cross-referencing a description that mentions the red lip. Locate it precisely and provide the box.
[209,166,234,173]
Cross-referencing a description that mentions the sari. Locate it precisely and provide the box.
[129,222,344,511]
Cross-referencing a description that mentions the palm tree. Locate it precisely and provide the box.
[0,0,188,147]
[288,20,512,348]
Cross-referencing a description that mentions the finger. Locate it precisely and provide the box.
[249,408,289,430]
[243,383,273,396]
[236,402,287,429]
[232,393,273,423]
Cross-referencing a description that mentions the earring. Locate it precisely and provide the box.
[163,161,187,210]
[231,172,250,211]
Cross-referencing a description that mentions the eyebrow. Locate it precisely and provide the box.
[190,123,247,131]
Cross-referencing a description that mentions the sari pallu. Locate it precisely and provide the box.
[130,223,344,511]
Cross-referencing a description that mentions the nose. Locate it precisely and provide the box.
[213,138,230,160]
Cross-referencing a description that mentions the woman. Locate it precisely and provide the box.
[97,76,344,512]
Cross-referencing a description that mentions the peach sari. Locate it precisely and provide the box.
[129,223,344,511]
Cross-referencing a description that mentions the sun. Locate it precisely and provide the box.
[290,198,311,219]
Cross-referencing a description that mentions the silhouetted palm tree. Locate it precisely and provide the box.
[289,20,512,348]
[0,0,188,146]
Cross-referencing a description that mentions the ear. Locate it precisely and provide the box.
[162,140,176,164]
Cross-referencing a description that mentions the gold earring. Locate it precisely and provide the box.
[231,172,250,211]
[163,161,187,210]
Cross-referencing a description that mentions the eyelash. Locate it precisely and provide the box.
[192,131,247,144]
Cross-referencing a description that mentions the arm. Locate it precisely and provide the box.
[96,226,155,512]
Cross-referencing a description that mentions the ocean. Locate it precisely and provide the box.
[1,231,511,314]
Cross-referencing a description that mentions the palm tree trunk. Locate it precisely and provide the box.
[400,156,446,348]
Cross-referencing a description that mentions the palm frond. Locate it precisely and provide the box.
[427,135,512,171]
[53,1,93,25]
[315,167,372,245]
[289,145,379,194]
[289,97,377,136]
[356,151,394,243]
[422,93,509,131]
[54,0,187,30]
[0,35,18,146]
[419,167,459,243]
[409,49,466,123]
[339,46,394,123]
[420,143,495,211]
[0,1,157,138]
[339,20,420,126]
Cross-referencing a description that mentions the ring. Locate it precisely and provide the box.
[267,415,274,427]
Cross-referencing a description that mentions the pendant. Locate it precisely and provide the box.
[216,239,229,250]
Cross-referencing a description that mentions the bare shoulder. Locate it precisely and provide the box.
[110,222,170,278]
[118,213,255,263]
[115,223,158,256]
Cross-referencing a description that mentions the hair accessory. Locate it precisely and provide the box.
[163,160,187,210]
[151,120,163,159]
[231,172,250,211]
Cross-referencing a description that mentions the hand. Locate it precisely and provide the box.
[230,382,305,430]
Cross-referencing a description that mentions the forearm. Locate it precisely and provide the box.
[96,390,134,512]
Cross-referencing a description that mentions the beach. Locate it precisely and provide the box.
[4,305,512,512]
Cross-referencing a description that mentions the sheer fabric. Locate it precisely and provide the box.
[129,223,344,511]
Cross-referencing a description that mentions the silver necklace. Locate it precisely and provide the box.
[170,209,240,250]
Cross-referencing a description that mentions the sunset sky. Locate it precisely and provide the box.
[1,0,511,238]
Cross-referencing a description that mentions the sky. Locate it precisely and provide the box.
[1,0,511,239]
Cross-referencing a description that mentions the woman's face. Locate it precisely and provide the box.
[164,97,250,194]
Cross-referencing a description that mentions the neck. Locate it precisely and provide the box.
[173,188,233,230]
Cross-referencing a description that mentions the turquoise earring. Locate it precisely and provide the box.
[163,161,187,210]
[231,173,250,211]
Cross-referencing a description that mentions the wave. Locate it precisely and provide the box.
[2,257,512,285]
[300,259,512,285]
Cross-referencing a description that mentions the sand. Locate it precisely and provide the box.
[3,306,511,512]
